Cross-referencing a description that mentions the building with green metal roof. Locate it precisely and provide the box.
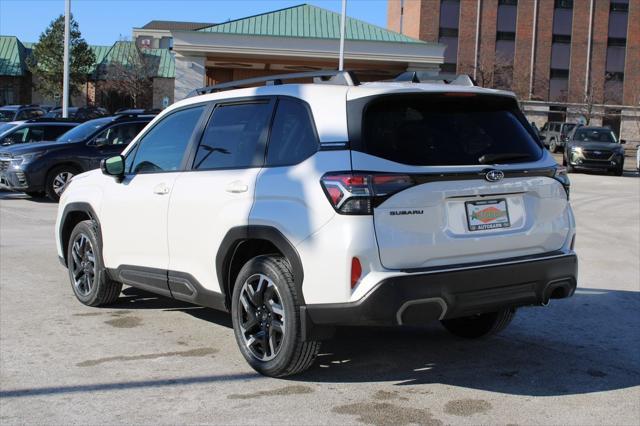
[1,35,175,108]
[4,3,444,108]
[0,36,33,104]
[133,3,444,100]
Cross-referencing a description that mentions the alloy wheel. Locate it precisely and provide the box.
[237,274,286,361]
[70,233,96,297]
[52,171,74,196]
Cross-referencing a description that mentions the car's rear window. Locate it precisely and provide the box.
[358,94,542,166]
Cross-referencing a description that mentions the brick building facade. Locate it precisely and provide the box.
[388,0,640,142]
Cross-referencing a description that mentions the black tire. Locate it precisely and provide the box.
[67,220,122,307]
[231,255,320,377]
[613,162,624,176]
[441,308,516,338]
[45,165,80,202]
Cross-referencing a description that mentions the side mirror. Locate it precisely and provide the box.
[101,155,125,180]
[94,137,108,147]
[620,139,626,144]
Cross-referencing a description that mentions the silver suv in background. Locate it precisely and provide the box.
[540,122,577,153]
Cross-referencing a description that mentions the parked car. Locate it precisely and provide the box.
[539,121,577,152]
[0,105,46,122]
[0,113,153,200]
[563,126,626,175]
[54,71,577,377]
[44,106,109,121]
[0,119,79,146]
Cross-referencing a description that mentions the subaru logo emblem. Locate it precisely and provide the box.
[485,170,504,182]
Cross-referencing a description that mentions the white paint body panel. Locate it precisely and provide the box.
[167,168,260,293]
[100,172,180,270]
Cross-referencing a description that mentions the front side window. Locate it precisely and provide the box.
[193,102,272,170]
[358,94,542,166]
[266,98,318,167]
[129,106,205,174]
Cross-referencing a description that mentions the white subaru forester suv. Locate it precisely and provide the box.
[56,71,578,377]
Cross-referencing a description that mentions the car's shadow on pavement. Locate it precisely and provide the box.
[113,286,640,397]
[291,289,640,397]
[0,191,54,203]
[110,287,232,328]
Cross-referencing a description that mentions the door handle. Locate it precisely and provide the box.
[225,181,248,193]
[153,183,170,195]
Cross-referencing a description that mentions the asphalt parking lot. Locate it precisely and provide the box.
[1,167,639,425]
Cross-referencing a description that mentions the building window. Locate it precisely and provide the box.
[549,69,569,102]
[438,0,460,71]
[608,10,629,39]
[604,73,624,104]
[497,2,517,33]
[554,0,573,8]
[551,41,571,70]
[602,108,622,138]
[610,2,629,13]
[606,46,626,73]
[439,0,460,29]
[552,7,573,36]
[548,105,567,123]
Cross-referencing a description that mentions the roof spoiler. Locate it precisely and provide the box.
[189,70,360,97]
[394,71,476,87]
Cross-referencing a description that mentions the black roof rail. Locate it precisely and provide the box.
[114,108,160,116]
[191,70,360,96]
[24,117,80,124]
[394,71,476,87]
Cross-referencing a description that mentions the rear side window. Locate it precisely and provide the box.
[358,94,542,166]
[193,102,272,170]
[45,125,74,141]
[266,98,318,167]
[128,106,204,174]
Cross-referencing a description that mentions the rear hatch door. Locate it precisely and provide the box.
[348,91,572,270]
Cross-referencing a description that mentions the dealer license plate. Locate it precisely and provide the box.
[465,199,511,231]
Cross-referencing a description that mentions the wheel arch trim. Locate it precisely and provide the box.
[216,225,305,307]
[59,202,101,266]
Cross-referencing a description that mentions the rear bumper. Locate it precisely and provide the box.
[304,252,577,330]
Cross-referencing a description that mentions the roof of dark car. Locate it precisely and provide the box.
[575,127,612,132]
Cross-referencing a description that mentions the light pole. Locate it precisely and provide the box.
[62,0,70,118]
[338,0,347,71]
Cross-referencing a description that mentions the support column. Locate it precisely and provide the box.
[174,54,206,101]
[457,0,480,76]
[567,2,591,103]
[589,0,611,103]
[513,0,536,99]
[623,0,640,105]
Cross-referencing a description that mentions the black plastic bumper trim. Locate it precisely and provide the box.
[305,253,578,327]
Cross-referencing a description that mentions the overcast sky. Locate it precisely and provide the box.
[0,0,388,45]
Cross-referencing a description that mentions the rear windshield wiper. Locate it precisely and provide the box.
[478,153,532,164]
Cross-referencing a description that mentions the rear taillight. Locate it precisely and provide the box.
[320,172,415,215]
[553,166,570,199]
